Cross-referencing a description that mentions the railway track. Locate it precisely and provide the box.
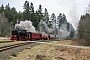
[0,40,60,52]
[0,41,38,60]
[0,41,13,43]
[0,42,35,52]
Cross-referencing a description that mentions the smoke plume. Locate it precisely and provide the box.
[69,1,79,30]
[15,20,36,32]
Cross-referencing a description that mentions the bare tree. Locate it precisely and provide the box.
[0,12,10,37]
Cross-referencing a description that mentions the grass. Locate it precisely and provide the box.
[9,40,90,60]
[11,53,17,57]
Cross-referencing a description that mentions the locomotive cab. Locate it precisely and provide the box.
[11,29,19,41]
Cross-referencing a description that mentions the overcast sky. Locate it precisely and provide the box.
[0,0,90,29]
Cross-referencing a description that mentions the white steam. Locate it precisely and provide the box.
[39,19,74,39]
[15,20,36,32]
[39,20,54,34]
[68,1,79,30]
[59,24,70,38]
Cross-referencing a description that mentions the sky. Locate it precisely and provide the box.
[0,0,90,30]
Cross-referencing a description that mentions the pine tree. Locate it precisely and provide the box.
[38,5,43,20]
[11,7,18,25]
[4,3,11,22]
[43,8,49,23]
[30,2,35,25]
[57,13,62,28]
[62,13,67,23]
[50,13,56,26]
[23,0,30,20]
[34,11,39,30]
[49,13,57,34]
[78,3,90,45]
[17,11,23,21]
[34,5,43,31]
[0,4,4,12]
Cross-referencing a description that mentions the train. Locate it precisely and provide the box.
[10,29,60,41]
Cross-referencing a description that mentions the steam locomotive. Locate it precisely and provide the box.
[10,29,60,41]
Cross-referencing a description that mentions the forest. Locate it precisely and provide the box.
[1,0,90,43]
[78,3,90,45]
[0,0,74,38]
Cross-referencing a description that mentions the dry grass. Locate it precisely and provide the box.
[57,40,78,45]
[56,39,87,46]
[0,37,10,40]
[9,42,90,60]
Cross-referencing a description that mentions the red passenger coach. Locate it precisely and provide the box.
[29,32,41,40]
[49,34,55,39]
[41,34,49,40]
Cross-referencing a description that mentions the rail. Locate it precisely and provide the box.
[0,42,34,52]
